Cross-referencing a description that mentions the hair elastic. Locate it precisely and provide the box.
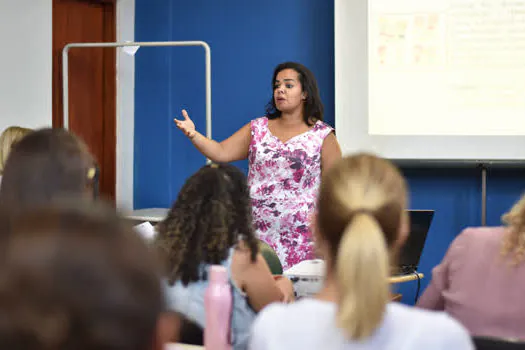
[350,208,375,217]
[87,167,96,180]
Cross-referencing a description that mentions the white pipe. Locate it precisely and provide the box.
[61,40,212,139]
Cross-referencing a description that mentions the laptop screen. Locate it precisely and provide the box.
[397,210,434,273]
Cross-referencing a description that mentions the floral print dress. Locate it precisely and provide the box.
[248,117,334,269]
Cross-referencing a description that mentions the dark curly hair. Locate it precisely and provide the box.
[155,163,259,286]
[265,61,324,126]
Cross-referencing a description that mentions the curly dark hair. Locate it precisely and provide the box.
[155,163,259,286]
[265,61,324,126]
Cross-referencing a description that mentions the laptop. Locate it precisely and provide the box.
[284,209,434,297]
[395,209,434,275]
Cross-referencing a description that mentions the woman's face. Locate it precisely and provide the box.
[273,69,305,114]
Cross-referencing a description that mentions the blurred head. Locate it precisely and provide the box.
[501,194,525,265]
[266,62,324,126]
[316,153,408,340]
[0,126,32,175]
[0,201,175,350]
[0,128,97,214]
[155,163,258,286]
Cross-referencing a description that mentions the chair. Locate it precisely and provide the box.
[390,293,402,302]
[178,315,204,346]
[473,336,525,350]
[258,240,283,275]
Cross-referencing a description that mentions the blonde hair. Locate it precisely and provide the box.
[0,126,32,175]
[317,153,407,341]
[501,193,525,265]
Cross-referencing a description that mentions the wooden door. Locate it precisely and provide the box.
[52,0,116,200]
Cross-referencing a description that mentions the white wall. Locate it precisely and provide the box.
[0,0,135,210]
[0,0,53,131]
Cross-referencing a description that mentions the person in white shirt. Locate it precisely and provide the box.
[250,153,474,350]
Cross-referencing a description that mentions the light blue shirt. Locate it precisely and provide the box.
[164,248,256,350]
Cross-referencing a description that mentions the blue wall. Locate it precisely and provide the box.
[134,0,334,208]
[134,1,525,305]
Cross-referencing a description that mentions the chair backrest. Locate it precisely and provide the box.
[258,240,283,275]
[473,336,525,350]
[178,315,204,346]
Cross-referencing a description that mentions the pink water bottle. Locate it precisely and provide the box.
[204,265,232,350]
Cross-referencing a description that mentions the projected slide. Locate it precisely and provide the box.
[369,0,525,136]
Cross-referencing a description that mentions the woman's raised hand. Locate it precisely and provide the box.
[174,109,196,139]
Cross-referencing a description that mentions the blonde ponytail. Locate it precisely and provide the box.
[336,212,390,340]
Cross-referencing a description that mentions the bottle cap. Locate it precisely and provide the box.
[209,265,228,283]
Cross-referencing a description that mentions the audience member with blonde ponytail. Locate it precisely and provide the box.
[250,153,473,350]
[418,193,525,340]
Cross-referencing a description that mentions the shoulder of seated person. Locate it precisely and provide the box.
[455,226,505,248]
[252,302,288,329]
[257,299,327,320]
[232,242,261,266]
[252,300,333,335]
[460,225,505,237]
[388,304,471,344]
[421,312,471,346]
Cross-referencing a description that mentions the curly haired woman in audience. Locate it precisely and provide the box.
[418,193,525,340]
[0,126,32,183]
[250,153,473,350]
[155,163,293,350]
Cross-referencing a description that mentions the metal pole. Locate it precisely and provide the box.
[61,40,212,139]
[203,43,212,140]
[481,165,487,226]
[62,48,70,129]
